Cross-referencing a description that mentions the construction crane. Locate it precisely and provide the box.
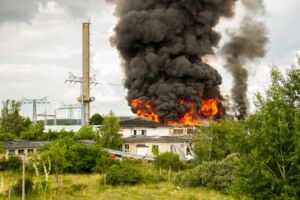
[21,97,50,124]
[58,103,81,124]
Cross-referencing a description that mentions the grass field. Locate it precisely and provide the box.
[0,171,233,200]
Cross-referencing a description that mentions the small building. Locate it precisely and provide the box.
[1,141,48,160]
[120,118,195,160]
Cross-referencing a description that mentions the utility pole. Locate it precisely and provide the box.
[21,97,50,124]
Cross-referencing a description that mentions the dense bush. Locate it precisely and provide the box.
[154,152,184,171]
[105,164,142,185]
[93,154,120,173]
[74,125,98,140]
[174,154,239,193]
[40,137,111,174]
[0,156,22,171]
[12,177,33,195]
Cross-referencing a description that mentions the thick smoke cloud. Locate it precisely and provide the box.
[221,0,268,119]
[109,0,237,123]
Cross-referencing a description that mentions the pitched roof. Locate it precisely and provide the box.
[123,135,192,143]
[120,118,168,128]
[3,141,49,149]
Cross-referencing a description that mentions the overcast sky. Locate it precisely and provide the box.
[0,0,299,120]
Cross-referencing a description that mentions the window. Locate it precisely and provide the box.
[18,149,24,155]
[27,149,34,154]
[173,129,184,135]
[124,144,129,152]
[9,150,15,155]
[141,130,147,136]
[133,130,137,136]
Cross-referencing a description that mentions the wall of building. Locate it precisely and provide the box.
[1,148,38,160]
[120,126,196,138]
[122,142,189,159]
[120,127,171,138]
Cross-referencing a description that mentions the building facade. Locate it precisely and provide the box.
[119,118,196,160]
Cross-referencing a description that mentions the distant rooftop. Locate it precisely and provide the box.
[120,117,168,128]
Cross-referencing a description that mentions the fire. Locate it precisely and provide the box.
[131,99,159,123]
[131,97,221,126]
[200,99,219,118]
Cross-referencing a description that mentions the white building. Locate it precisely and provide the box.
[119,118,196,160]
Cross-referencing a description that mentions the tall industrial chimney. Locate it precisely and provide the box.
[81,22,91,125]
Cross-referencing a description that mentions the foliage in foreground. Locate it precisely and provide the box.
[175,154,239,193]
[98,111,122,149]
[0,156,22,171]
[39,137,111,174]
[231,68,300,199]
[154,152,184,171]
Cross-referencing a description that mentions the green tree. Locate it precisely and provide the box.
[75,125,97,140]
[20,121,44,141]
[89,113,103,125]
[40,137,72,177]
[0,100,31,136]
[98,111,122,149]
[193,119,246,163]
[233,68,300,199]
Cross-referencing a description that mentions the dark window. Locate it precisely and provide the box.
[28,149,34,154]
[133,130,137,136]
[18,149,24,155]
[141,130,147,136]
[124,144,129,152]
[173,129,184,135]
[9,150,15,155]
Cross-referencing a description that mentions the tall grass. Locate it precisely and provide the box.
[0,171,233,200]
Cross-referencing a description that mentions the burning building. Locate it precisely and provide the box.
[108,0,267,124]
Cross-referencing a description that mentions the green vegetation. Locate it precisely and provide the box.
[0,100,31,136]
[98,111,122,149]
[175,153,239,193]
[0,156,22,171]
[154,152,184,171]
[175,67,300,199]
[39,137,110,174]
[0,67,298,199]
[0,171,233,200]
[89,113,103,125]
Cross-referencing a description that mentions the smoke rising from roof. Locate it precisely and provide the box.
[109,0,237,123]
[221,0,268,119]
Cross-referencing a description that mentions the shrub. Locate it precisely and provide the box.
[93,155,120,173]
[0,156,22,171]
[106,165,124,185]
[154,152,184,171]
[142,169,166,183]
[12,177,33,195]
[105,164,142,185]
[174,154,239,193]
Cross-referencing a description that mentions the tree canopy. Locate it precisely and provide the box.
[98,111,122,149]
[0,100,31,136]
[89,113,103,125]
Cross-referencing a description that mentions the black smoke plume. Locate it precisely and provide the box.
[221,0,268,119]
[108,0,237,123]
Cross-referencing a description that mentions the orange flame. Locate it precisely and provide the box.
[131,97,220,126]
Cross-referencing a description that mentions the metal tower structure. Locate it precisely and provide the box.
[58,103,81,124]
[21,97,50,124]
[37,112,57,126]
[65,22,97,125]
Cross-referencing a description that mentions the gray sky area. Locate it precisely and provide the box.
[0,0,299,119]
